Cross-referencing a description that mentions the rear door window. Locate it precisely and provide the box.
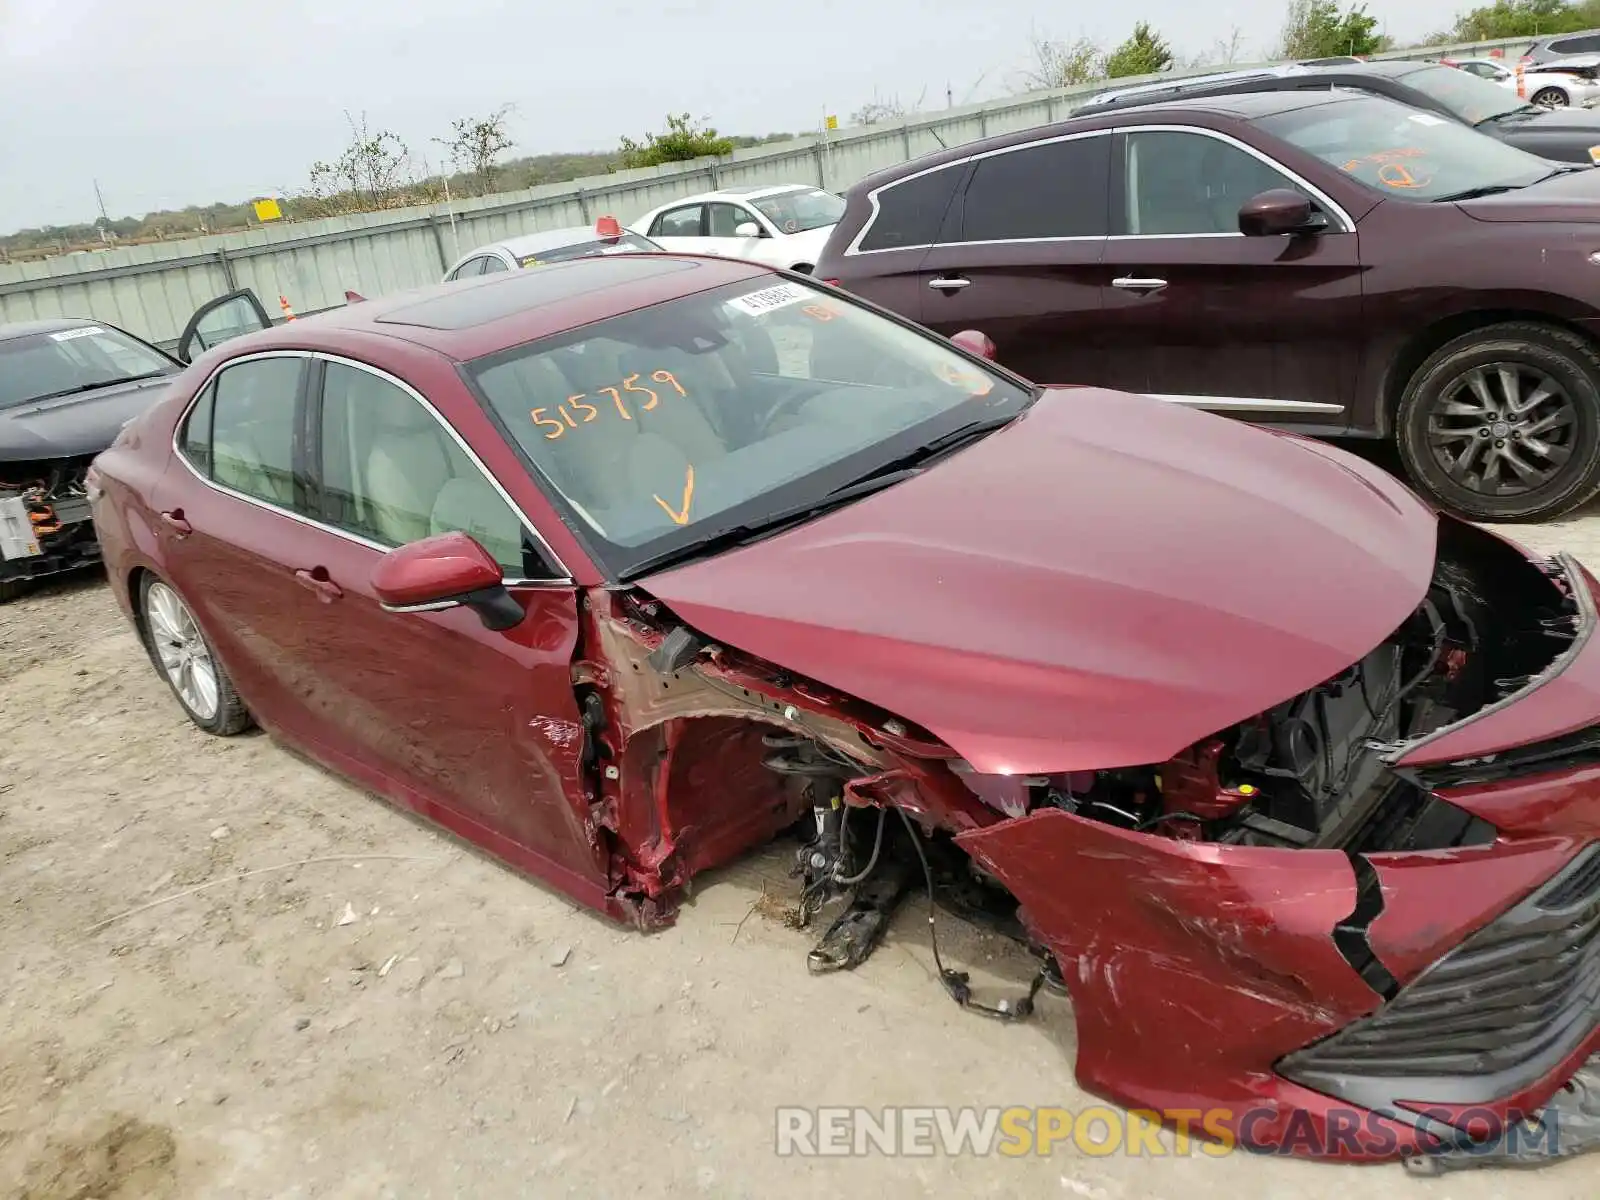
[955,134,1111,242]
[651,206,705,237]
[197,357,306,510]
[858,165,965,251]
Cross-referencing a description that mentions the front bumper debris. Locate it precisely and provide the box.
[1404,1056,1600,1174]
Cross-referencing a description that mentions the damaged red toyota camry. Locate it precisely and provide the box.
[88,255,1600,1172]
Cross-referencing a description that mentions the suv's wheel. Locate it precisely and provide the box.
[0,577,24,604]
[1396,321,1600,521]
[1532,86,1569,107]
[140,575,252,735]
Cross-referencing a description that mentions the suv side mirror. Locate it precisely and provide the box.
[370,532,525,631]
[734,222,764,238]
[1239,189,1325,237]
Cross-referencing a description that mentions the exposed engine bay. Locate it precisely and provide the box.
[0,456,100,587]
[582,517,1586,1031]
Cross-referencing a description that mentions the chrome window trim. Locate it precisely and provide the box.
[843,121,1354,257]
[169,348,574,587]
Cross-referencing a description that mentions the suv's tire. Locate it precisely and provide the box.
[0,577,24,604]
[1395,321,1600,522]
[139,574,252,735]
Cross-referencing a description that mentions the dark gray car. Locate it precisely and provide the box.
[0,290,270,600]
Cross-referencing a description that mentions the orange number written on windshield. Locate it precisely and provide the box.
[531,369,687,440]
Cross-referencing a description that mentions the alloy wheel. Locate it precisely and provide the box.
[1533,88,1569,108]
[146,582,220,720]
[1425,361,1579,497]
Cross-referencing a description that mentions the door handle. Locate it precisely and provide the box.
[1112,276,1168,293]
[159,510,192,536]
[929,276,970,291]
[293,567,343,603]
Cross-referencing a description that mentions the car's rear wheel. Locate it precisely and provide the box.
[1396,321,1600,521]
[1532,86,1569,107]
[140,576,252,735]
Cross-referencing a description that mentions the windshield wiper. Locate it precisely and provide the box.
[1476,107,1543,126]
[26,370,171,404]
[1431,183,1526,202]
[617,467,925,581]
[845,412,1019,481]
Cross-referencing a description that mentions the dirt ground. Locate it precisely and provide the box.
[4,508,1600,1198]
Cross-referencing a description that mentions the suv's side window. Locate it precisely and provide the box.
[859,165,965,251]
[1123,130,1303,236]
[317,360,543,578]
[182,357,304,508]
[651,206,705,237]
[956,134,1111,242]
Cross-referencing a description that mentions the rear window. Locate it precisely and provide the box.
[858,165,964,252]
[957,135,1110,241]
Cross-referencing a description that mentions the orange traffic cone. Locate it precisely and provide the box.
[279,294,297,321]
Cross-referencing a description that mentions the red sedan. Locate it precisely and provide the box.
[89,255,1600,1171]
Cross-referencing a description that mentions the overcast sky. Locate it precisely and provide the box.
[2,0,1463,231]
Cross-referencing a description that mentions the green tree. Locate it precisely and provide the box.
[1277,0,1386,58]
[1450,0,1600,39]
[1104,22,1175,77]
[616,113,735,168]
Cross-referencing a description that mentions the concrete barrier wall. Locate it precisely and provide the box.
[0,35,1539,348]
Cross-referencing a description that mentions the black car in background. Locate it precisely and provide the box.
[0,290,269,600]
[1079,60,1600,164]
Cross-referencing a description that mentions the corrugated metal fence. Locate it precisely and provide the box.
[0,34,1538,349]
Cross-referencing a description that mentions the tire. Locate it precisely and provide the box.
[1531,86,1569,108]
[1395,321,1600,522]
[0,577,24,604]
[138,574,252,735]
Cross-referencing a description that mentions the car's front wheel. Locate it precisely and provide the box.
[1532,86,1569,107]
[1396,321,1600,521]
[140,575,252,735]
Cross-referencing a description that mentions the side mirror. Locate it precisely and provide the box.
[734,222,763,238]
[1239,189,1324,237]
[950,329,997,360]
[370,532,525,632]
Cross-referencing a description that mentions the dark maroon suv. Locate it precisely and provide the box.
[815,88,1600,521]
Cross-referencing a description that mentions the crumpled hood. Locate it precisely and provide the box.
[0,373,179,460]
[641,388,1437,774]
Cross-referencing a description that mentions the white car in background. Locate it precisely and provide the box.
[1447,54,1600,108]
[442,216,660,282]
[632,184,845,273]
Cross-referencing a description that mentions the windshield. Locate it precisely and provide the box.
[518,232,659,267]
[1254,94,1553,201]
[0,324,176,410]
[466,276,1031,576]
[1399,63,1536,124]
[749,189,846,234]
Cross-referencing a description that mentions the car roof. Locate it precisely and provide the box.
[0,316,106,343]
[474,224,640,260]
[646,183,811,209]
[223,253,772,363]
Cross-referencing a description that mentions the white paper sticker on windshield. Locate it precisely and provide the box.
[49,326,103,341]
[726,282,808,316]
[1407,113,1447,126]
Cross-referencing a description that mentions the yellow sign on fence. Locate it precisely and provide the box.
[252,197,282,222]
[824,114,838,131]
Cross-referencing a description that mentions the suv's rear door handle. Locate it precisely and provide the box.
[1112,276,1168,292]
[293,567,343,602]
[159,510,192,536]
[929,276,970,291]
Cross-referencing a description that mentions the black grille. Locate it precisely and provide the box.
[1280,844,1600,1109]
